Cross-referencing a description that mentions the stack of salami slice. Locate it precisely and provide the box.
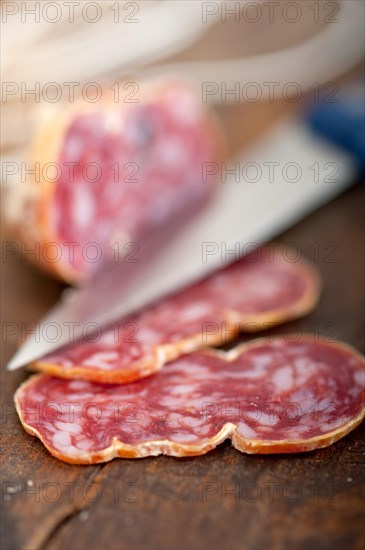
[15,246,364,464]
[13,81,365,464]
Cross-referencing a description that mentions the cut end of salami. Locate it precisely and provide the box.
[30,246,322,383]
[15,338,365,464]
[15,78,224,282]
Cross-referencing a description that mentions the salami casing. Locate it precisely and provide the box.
[12,79,223,282]
[15,337,365,464]
[30,246,321,383]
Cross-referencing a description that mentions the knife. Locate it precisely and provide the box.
[7,112,358,370]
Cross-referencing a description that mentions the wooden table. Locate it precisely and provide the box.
[1,103,364,549]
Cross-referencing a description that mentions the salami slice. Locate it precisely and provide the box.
[12,79,223,282]
[15,337,365,464]
[30,246,321,383]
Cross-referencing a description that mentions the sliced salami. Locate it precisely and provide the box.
[15,337,365,464]
[31,246,321,383]
[12,79,223,282]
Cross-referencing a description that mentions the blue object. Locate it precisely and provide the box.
[306,90,365,170]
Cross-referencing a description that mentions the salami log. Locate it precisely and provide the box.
[15,337,365,464]
[11,79,223,282]
[30,246,321,383]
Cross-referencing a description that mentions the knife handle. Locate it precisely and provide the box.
[306,85,365,170]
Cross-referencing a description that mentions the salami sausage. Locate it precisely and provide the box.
[30,246,321,383]
[12,79,223,282]
[15,337,365,464]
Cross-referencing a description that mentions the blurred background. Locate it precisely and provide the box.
[1,0,364,161]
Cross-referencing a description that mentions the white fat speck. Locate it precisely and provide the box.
[221,274,281,298]
[349,387,361,399]
[159,395,187,407]
[180,416,203,428]
[236,368,266,380]
[316,399,336,414]
[134,412,150,428]
[169,433,198,443]
[65,392,95,401]
[178,303,211,322]
[55,421,82,434]
[53,431,72,447]
[68,381,93,391]
[287,345,309,356]
[76,438,94,451]
[245,411,279,426]
[354,370,365,387]
[82,352,119,370]
[137,328,159,343]
[237,422,258,439]
[44,423,57,434]
[252,354,273,369]
[319,417,349,433]
[272,366,294,392]
[283,425,310,437]
[119,424,136,434]
[159,139,184,166]
[65,134,84,162]
[167,412,185,426]
[289,388,316,405]
[29,392,46,402]
[293,357,316,385]
[59,407,81,421]
[169,384,197,396]
[199,424,211,435]
[73,186,95,228]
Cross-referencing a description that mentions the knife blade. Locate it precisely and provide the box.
[7,114,356,370]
